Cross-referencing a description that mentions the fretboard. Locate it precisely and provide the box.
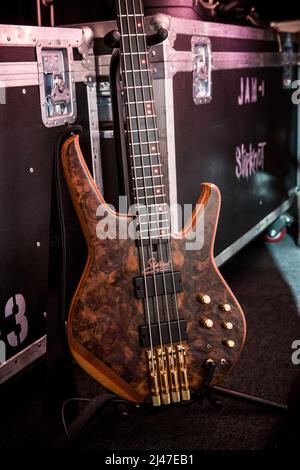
[116,0,169,240]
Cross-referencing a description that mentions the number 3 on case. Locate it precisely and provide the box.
[5,294,28,347]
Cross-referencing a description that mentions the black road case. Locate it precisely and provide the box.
[0,23,101,383]
[85,15,300,264]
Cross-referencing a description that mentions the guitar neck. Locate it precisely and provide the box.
[116,0,169,241]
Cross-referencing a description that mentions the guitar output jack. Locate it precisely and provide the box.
[220,358,229,367]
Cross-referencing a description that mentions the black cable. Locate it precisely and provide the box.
[61,397,91,444]
[60,395,137,446]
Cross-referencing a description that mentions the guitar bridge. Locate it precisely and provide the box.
[147,344,190,406]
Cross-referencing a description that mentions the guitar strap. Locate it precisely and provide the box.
[26,126,81,449]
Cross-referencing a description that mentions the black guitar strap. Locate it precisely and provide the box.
[25,126,82,449]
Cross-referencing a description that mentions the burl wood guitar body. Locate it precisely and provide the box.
[62,133,246,403]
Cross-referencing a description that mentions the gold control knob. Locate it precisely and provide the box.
[223,339,235,349]
[222,321,233,330]
[200,317,214,329]
[219,303,231,312]
[197,294,211,305]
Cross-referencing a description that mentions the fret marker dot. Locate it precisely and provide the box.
[142,59,146,64]
[138,23,142,28]
[151,146,156,151]
[156,189,161,194]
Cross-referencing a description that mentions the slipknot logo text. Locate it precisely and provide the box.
[235,142,267,180]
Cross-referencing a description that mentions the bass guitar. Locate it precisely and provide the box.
[61,0,246,406]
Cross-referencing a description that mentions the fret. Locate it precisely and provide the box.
[124,55,148,70]
[140,217,169,228]
[139,226,170,234]
[132,153,160,158]
[135,188,165,199]
[128,115,156,131]
[130,140,159,146]
[140,234,170,240]
[130,150,159,162]
[138,211,168,219]
[139,219,169,226]
[137,202,167,210]
[132,155,160,167]
[123,52,146,55]
[128,131,157,145]
[135,174,163,180]
[122,34,145,37]
[129,128,158,133]
[133,164,162,169]
[133,165,162,177]
[125,71,151,75]
[124,71,151,88]
[135,194,166,201]
[135,184,165,191]
[126,87,152,102]
[118,0,140,16]
[128,114,155,118]
[122,36,146,53]
[126,85,152,89]
[135,177,162,189]
[126,99,154,105]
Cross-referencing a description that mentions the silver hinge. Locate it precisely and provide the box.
[192,36,212,105]
[36,39,77,127]
[283,33,294,89]
[97,81,113,123]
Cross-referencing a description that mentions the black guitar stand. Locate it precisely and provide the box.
[60,358,287,448]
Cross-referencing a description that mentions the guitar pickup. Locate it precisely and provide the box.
[133,272,183,299]
[139,320,188,347]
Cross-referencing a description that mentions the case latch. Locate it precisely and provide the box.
[36,40,77,127]
[192,36,212,105]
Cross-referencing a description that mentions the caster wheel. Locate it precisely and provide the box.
[265,228,287,244]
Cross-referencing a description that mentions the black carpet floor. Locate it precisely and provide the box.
[1,232,300,450]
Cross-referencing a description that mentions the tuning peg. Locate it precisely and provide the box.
[104,28,168,50]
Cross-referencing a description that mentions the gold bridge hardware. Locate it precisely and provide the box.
[147,344,190,406]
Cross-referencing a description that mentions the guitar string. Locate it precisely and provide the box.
[117,0,155,368]
[133,0,175,366]
[123,0,166,366]
[138,0,182,346]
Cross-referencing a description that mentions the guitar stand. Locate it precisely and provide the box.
[62,360,287,448]
[200,360,288,413]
